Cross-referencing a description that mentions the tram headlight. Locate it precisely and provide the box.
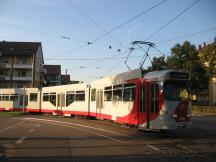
[173,114,177,118]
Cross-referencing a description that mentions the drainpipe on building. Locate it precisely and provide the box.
[10,57,14,88]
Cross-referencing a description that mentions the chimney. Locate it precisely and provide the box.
[204,42,206,47]
[198,44,202,50]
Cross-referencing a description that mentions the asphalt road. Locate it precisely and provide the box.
[0,115,216,162]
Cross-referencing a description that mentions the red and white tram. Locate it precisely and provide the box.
[0,68,191,130]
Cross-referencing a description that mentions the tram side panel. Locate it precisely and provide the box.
[41,84,89,116]
[25,88,41,113]
[0,88,40,112]
[62,85,89,117]
[0,88,25,111]
[90,76,138,123]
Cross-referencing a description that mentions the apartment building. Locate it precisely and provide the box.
[0,41,44,88]
[43,65,61,87]
[61,74,71,85]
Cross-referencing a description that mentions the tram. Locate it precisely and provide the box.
[0,68,191,130]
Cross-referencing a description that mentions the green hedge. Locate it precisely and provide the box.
[192,106,216,114]
[0,111,28,116]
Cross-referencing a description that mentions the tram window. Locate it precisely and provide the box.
[91,89,96,101]
[123,83,136,101]
[151,84,159,113]
[164,81,190,101]
[30,93,38,102]
[66,91,75,106]
[113,84,123,101]
[104,86,112,101]
[75,91,85,101]
[61,94,65,106]
[139,85,145,112]
[43,93,49,101]
[50,93,56,106]
[10,94,18,101]
[20,95,23,106]
[2,94,9,101]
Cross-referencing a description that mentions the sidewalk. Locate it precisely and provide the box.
[192,112,216,117]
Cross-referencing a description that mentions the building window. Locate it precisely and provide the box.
[19,58,27,64]
[19,71,27,77]
[30,93,38,101]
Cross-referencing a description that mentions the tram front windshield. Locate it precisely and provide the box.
[164,80,190,101]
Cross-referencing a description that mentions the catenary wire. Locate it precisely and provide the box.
[67,0,122,45]
[49,0,168,59]
[156,26,216,44]
[145,0,200,41]
[91,0,168,43]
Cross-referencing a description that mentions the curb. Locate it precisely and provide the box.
[0,144,5,159]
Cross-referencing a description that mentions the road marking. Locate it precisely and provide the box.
[47,121,129,145]
[21,117,132,138]
[18,117,128,145]
[15,137,27,144]
[147,145,160,152]
[0,121,24,134]
[29,129,35,133]
[176,144,196,153]
[194,124,216,131]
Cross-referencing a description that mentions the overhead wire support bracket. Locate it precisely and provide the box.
[125,41,156,71]
[125,47,135,71]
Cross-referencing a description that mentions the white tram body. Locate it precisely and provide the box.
[90,69,141,120]
[41,83,89,116]
[0,88,40,112]
[0,69,191,130]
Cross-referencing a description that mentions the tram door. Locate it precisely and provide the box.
[139,81,159,129]
[96,89,103,118]
[57,93,64,115]
[19,95,28,109]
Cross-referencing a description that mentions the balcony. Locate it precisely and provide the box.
[5,76,32,81]
[0,75,6,80]
[3,64,32,69]
[0,64,6,68]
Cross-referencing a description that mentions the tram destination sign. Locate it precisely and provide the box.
[169,72,189,79]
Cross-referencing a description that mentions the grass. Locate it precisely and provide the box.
[0,111,29,117]
[192,106,216,115]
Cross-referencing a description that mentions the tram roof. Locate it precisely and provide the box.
[144,70,189,81]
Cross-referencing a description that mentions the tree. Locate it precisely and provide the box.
[150,56,167,70]
[166,41,209,91]
[198,41,216,77]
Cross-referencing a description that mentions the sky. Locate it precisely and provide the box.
[0,0,216,83]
